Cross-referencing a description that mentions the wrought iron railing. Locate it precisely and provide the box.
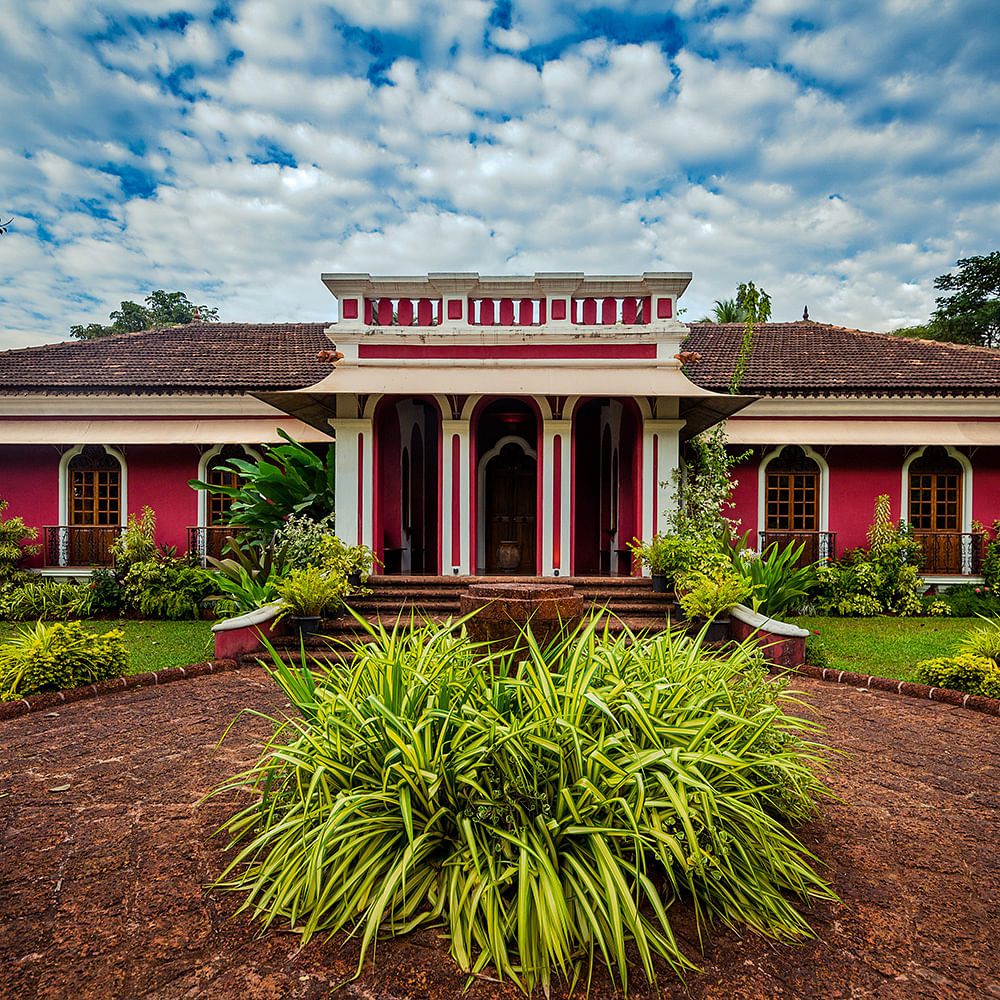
[187,526,252,564]
[758,530,837,566]
[43,526,122,568]
[914,532,982,575]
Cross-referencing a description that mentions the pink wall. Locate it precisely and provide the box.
[0,445,61,568]
[125,444,203,555]
[972,447,1000,531]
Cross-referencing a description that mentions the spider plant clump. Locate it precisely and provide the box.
[209,615,835,996]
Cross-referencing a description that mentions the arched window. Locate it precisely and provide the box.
[907,446,961,533]
[69,445,122,527]
[206,445,248,526]
[764,445,820,532]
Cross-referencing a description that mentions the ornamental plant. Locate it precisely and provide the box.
[275,565,348,618]
[0,620,129,700]
[0,499,41,585]
[629,533,728,579]
[915,653,1000,699]
[677,566,754,619]
[209,616,834,996]
[731,539,821,619]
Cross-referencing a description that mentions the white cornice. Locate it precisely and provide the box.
[0,393,284,417]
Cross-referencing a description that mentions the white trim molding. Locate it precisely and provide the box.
[756,444,830,539]
[58,444,128,528]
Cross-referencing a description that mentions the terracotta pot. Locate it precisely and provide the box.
[496,540,521,571]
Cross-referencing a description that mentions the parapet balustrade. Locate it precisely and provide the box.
[360,295,660,327]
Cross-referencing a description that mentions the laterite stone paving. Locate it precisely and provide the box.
[0,667,998,999]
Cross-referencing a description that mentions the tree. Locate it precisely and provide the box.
[929,252,1000,349]
[697,297,746,323]
[69,290,220,340]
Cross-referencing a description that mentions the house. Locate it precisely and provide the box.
[1,270,998,584]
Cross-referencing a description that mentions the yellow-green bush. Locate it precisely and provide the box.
[0,621,129,700]
[914,653,1000,699]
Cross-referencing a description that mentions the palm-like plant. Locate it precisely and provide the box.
[698,298,747,323]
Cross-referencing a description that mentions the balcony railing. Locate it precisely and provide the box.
[759,530,837,566]
[914,532,983,576]
[43,525,122,568]
[187,526,253,564]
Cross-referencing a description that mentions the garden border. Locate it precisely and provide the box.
[787,663,1000,717]
[0,658,238,721]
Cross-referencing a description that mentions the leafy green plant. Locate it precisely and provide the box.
[914,653,1000,698]
[111,506,158,572]
[938,582,1000,617]
[272,514,337,569]
[0,579,93,620]
[804,634,828,668]
[629,533,728,579]
[275,565,348,618]
[209,616,834,996]
[677,566,754,619]
[733,540,820,618]
[121,561,214,619]
[0,620,129,700]
[0,500,41,585]
[188,430,335,536]
[982,524,1000,591]
[954,615,1000,662]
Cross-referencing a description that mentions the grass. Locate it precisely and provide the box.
[0,619,214,676]
[790,615,978,682]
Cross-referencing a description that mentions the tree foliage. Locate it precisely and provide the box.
[929,252,1000,348]
[69,289,220,340]
[697,297,746,323]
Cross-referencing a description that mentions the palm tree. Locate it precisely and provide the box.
[697,298,746,323]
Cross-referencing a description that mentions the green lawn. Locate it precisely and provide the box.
[790,615,977,682]
[0,619,214,676]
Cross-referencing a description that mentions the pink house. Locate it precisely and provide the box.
[1,270,998,584]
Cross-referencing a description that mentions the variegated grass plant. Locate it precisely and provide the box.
[208,614,835,996]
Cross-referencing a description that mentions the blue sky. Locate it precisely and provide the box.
[2,0,998,349]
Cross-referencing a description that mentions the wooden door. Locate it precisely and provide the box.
[485,443,536,574]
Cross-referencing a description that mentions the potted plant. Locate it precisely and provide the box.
[344,542,377,588]
[276,565,348,639]
[676,567,754,643]
[630,534,729,593]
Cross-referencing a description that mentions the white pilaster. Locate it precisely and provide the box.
[441,419,472,575]
[541,419,572,576]
[641,420,686,572]
[333,417,374,549]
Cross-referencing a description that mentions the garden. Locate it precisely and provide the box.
[2,429,1000,996]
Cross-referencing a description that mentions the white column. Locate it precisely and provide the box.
[441,419,472,575]
[540,419,572,576]
[641,419,686,573]
[333,417,374,549]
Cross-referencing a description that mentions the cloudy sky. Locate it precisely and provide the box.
[1,0,997,349]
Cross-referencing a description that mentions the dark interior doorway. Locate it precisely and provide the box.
[484,441,537,573]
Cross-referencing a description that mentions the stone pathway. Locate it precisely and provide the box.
[0,667,997,999]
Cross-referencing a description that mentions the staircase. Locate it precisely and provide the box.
[254,576,678,664]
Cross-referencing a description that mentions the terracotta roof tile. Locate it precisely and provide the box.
[0,322,333,394]
[683,321,1000,396]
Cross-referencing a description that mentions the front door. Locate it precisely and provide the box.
[484,442,536,573]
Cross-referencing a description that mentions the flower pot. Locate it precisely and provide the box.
[651,573,668,593]
[347,571,362,588]
[290,615,322,640]
[690,615,730,644]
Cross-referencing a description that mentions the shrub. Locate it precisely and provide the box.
[937,583,1000,617]
[677,566,754,618]
[272,514,337,569]
[954,615,1000,661]
[89,567,122,614]
[0,500,41,586]
[111,506,158,572]
[0,579,93,620]
[982,523,1000,591]
[275,565,348,617]
[0,620,129,700]
[914,653,1000,699]
[121,561,215,619]
[209,618,834,995]
[630,533,728,579]
[804,634,829,668]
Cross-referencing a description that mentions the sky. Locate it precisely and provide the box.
[1,0,998,350]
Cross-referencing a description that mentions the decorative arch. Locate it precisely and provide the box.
[757,443,830,538]
[900,444,973,533]
[58,444,128,528]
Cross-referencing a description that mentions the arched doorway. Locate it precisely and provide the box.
[474,399,539,574]
[572,398,640,575]
[906,445,967,574]
[373,396,441,574]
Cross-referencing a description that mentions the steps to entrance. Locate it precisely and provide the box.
[249,576,679,665]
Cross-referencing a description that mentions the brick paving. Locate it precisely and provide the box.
[0,667,998,999]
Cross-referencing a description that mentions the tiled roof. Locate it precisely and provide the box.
[683,321,1000,396]
[0,323,334,394]
[0,318,998,398]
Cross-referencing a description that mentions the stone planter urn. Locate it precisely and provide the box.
[495,540,521,572]
[460,582,585,655]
